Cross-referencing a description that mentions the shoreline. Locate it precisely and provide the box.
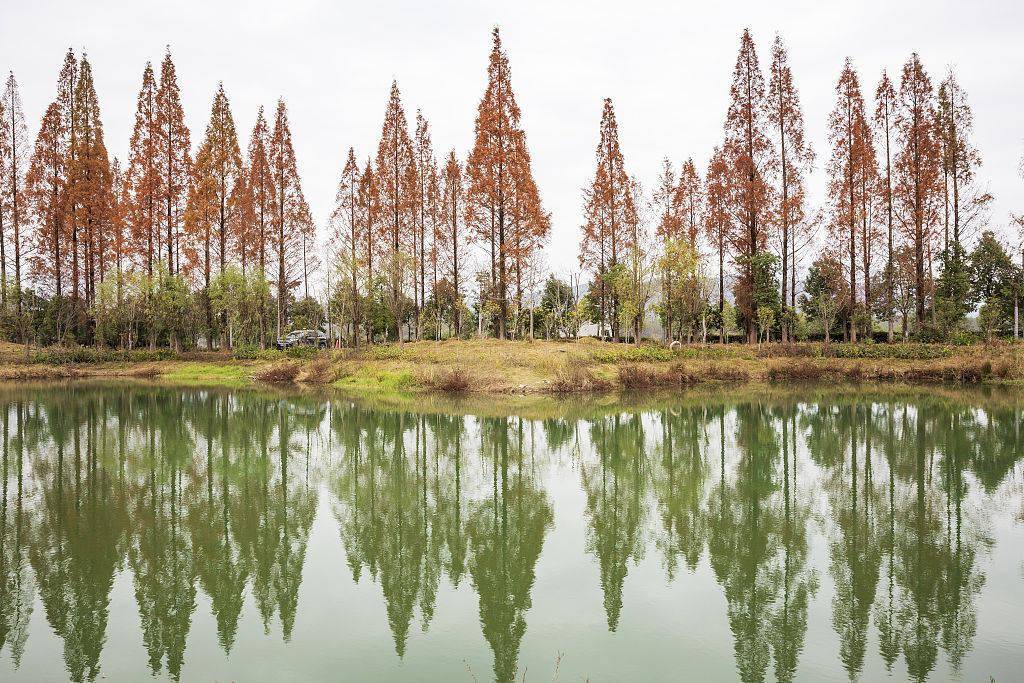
[1,339,1022,394]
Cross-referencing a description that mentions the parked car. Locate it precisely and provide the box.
[276,329,328,349]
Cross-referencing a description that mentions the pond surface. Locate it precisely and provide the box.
[0,384,1021,682]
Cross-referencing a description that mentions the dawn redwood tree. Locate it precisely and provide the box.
[240,107,274,346]
[0,83,7,304]
[466,27,544,339]
[653,159,682,242]
[893,53,943,324]
[187,83,242,347]
[69,55,115,309]
[506,135,549,335]
[155,48,191,277]
[426,155,442,335]
[704,146,731,342]
[413,111,437,339]
[27,103,67,301]
[126,62,161,280]
[826,59,874,340]
[109,158,128,303]
[268,98,312,339]
[653,158,681,338]
[54,50,79,304]
[330,147,361,345]
[723,29,775,343]
[675,158,702,244]
[766,34,813,341]
[1,72,29,312]
[356,158,380,342]
[185,139,217,345]
[375,81,416,342]
[439,151,465,336]
[874,71,897,341]
[580,97,633,341]
[936,71,989,250]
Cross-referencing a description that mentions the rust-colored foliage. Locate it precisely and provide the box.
[893,53,943,323]
[126,61,161,279]
[722,29,775,342]
[374,80,416,341]
[766,34,813,335]
[5,30,1004,351]
[154,49,191,277]
[580,97,634,341]
[466,27,547,339]
[185,83,243,346]
[826,58,877,340]
[268,98,313,338]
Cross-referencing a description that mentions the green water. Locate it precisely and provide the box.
[0,385,1021,682]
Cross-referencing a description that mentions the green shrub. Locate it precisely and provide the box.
[827,343,954,360]
[285,345,320,360]
[232,344,263,360]
[592,345,674,363]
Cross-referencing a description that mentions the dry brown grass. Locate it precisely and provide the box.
[424,367,473,393]
[253,361,301,384]
[298,358,335,385]
[617,364,659,389]
[548,362,611,393]
[760,354,1024,384]
[616,361,750,389]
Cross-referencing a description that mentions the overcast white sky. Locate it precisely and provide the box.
[3,0,1023,283]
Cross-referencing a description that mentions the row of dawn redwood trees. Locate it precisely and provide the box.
[580,29,995,345]
[328,28,549,344]
[0,48,314,348]
[0,27,1010,349]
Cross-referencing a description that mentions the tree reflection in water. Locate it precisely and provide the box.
[0,385,1016,682]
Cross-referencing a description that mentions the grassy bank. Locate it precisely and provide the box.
[2,338,1024,393]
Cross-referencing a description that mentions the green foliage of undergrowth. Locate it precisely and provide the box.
[826,343,956,360]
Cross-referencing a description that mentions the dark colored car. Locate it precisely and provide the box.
[276,329,328,350]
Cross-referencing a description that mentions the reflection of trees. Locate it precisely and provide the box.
[768,406,816,683]
[30,396,128,683]
[0,387,323,681]
[332,409,551,681]
[231,398,317,642]
[652,406,710,579]
[890,405,985,682]
[0,405,33,668]
[822,403,884,680]
[467,416,552,683]
[186,394,246,652]
[128,394,197,681]
[433,414,468,587]
[0,385,1018,682]
[581,413,647,630]
[332,410,440,656]
[708,403,815,683]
